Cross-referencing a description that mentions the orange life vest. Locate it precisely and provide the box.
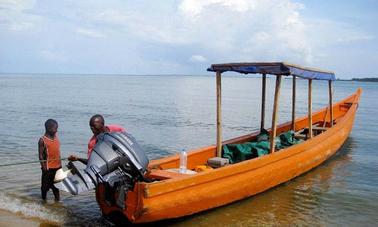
[41,136,62,169]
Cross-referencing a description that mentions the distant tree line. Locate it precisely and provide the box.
[352,78,378,82]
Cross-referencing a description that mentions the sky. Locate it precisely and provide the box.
[0,0,377,78]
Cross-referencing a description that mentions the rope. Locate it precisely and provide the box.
[0,158,68,168]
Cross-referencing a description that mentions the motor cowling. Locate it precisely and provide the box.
[55,132,149,208]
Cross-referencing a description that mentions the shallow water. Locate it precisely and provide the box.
[0,74,377,226]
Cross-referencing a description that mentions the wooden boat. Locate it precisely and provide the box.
[95,62,361,223]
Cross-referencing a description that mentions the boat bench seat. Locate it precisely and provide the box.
[294,125,329,139]
[312,126,329,136]
[312,126,329,131]
[294,133,307,140]
[146,169,188,180]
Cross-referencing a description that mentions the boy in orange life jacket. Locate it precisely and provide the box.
[38,119,62,201]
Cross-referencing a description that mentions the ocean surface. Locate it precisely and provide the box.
[0,74,377,226]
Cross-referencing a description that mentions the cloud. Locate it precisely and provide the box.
[39,49,67,63]
[0,0,35,10]
[189,55,207,62]
[305,18,374,55]
[0,0,42,31]
[19,1,365,63]
[176,0,313,63]
[87,8,130,26]
[179,0,252,17]
[0,0,375,75]
[72,0,312,65]
[76,28,106,39]
[336,35,374,43]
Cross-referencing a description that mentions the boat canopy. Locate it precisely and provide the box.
[207,62,335,81]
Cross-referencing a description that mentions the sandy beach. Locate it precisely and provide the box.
[0,209,59,227]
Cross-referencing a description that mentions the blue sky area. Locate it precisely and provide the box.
[0,0,377,78]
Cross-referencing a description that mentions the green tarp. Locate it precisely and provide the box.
[222,130,301,164]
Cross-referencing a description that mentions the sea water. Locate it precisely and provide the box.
[0,74,377,226]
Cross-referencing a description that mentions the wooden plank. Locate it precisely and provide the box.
[269,75,282,153]
[294,133,307,140]
[329,80,333,127]
[146,169,187,180]
[312,126,329,131]
[291,75,296,131]
[260,74,266,131]
[308,79,313,138]
[216,71,223,157]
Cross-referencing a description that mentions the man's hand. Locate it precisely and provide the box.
[68,155,78,161]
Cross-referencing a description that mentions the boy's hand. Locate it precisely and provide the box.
[68,155,78,161]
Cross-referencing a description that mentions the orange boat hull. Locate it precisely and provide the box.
[96,88,361,223]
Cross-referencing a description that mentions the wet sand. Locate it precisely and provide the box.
[0,209,42,226]
[0,209,60,227]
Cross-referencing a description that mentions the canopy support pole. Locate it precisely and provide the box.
[291,75,296,131]
[260,73,266,131]
[329,80,333,127]
[269,75,282,153]
[308,79,313,138]
[216,71,223,157]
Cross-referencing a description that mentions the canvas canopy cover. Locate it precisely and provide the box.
[207,62,335,81]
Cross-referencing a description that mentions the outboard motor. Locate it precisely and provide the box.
[55,132,149,208]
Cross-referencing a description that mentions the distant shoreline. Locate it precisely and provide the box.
[337,77,378,82]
